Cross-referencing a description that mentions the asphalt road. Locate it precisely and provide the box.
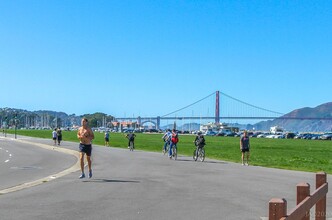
[0,134,331,220]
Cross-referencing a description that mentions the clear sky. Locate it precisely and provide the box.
[1,0,331,119]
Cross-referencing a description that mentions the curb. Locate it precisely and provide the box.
[0,137,80,195]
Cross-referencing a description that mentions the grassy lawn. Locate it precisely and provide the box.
[7,129,332,174]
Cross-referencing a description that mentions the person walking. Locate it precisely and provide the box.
[52,128,57,145]
[77,118,95,179]
[56,127,62,145]
[104,130,110,147]
[240,130,250,166]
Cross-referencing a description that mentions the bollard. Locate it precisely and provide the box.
[297,182,310,220]
[316,172,327,220]
[269,198,287,220]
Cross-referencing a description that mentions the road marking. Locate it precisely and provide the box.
[5,160,10,163]
[0,138,80,195]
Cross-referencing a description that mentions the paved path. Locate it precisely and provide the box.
[0,134,331,220]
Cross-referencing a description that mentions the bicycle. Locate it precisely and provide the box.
[193,145,205,162]
[129,140,134,151]
[170,144,177,160]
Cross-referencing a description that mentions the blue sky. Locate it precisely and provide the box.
[0,0,331,120]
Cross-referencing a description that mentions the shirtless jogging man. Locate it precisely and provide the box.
[77,118,95,179]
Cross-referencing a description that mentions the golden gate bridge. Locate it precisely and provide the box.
[114,91,332,129]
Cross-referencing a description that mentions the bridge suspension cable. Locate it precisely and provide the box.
[219,91,284,115]
[161,90,284,120]
[161,92,216,118]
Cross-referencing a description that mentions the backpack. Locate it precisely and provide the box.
[196,135,205,146]
[164,134,171,142]
[171,133,179,144]
[57,130,62,136]
[128,133,135,141]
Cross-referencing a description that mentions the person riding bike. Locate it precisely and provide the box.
[125,131,136,149]
[194,131,206,159]
[169,129,179,159]
[162,129,172,154]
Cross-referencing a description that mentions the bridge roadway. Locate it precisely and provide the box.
[0,135,331,220]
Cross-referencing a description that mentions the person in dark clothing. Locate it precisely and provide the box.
[194,131,206,159]
[125,131,136,149]
[240,130,250,166]
[57,127,62,145]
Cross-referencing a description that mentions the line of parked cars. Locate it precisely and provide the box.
[202,130,332,140]
[254,132,332,140]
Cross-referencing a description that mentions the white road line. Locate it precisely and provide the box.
[5,160,10,163]
[0,139,80,195]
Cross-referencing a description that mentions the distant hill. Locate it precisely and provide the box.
[254,102,332,132]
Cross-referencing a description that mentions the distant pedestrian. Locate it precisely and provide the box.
[77,118,95,179]
[105,130,110,147]
[52,128,57,145]
[240,130,250,166]
[56,127,62,145]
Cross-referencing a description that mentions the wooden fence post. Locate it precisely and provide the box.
[269,198,287,220]
[316,172,327,220]
[297,182,310,220]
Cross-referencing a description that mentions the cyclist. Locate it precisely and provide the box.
[194,131,206,159]
[162,129,172,154]
[168,129,179,159]
[125,131,136,149]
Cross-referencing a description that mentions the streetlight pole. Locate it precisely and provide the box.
[14,114,17,139]
[2,117,7,137]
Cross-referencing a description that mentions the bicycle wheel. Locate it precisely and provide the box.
[193,149,198,161]
[129,141,134,151]
[173,147,177,160]
[199,148,205,162]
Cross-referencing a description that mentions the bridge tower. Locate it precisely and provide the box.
[215,91,220,124]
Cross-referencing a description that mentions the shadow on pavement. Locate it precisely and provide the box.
[175,157,228,164]
[82,179,140,183]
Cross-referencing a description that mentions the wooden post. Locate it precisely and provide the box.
[269,198,287,220]
[316,172,327,220]
[297,182,310,220]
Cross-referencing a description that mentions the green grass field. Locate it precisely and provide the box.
[6,129,332,174]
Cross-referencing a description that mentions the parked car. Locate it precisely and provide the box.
[285,132,296,139]
[224,132,236,137]
[294,134,305,139]
[320,133,332,140]
[215,132,225,136]
[204,131,217,136]
[311,134,321,140]
[257,133,269,138]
